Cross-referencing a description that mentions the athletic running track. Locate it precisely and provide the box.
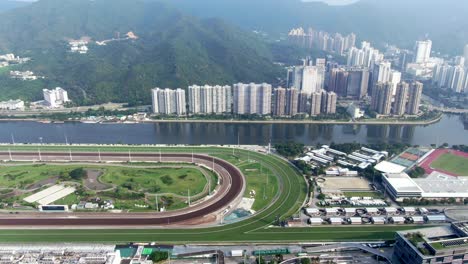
[418,149,468,176]
[0,151,245,226]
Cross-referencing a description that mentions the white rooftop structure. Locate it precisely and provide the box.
[391,216,406,223]
[329,217,343,224]
[375,161,406,174]
[411,216,425,223]
[372,217,386,224]
[349,217,362,224]
[403,207,416,213]
[384,207,398,214]
[384,172,468,201]
[24,185,76,205]
[415,172,468,198]
[382,173,423,201]
[366,208,380,214]
[305,208,320,215]
[425,215,447,222]
[309,218,323,224]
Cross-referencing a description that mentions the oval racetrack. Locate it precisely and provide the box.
[0,152,245,226]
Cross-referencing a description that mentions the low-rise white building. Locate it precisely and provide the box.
[347,104,365,118]
[383,172,468,201]
[0,99,24,110]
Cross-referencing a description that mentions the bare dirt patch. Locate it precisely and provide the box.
[26,176,59,190]
[84,169,111,191]
[318,177,371,193]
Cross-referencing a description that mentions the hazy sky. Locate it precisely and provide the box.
[302,0,360,5]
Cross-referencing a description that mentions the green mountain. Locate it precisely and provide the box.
[0,0,281,105]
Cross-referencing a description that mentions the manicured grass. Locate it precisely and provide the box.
[0,163,209,211]
[211,152,278,211]
[0,164,207,195]
[0,145,423,243]
[0,164,71,188]
[100,167,207,196]
[431,153,468,176]
[54,193,80,205]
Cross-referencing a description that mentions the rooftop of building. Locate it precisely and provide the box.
[375,161,406,174]
[383,173,423,193]
[399,222,468,257]
[415,172,468,196]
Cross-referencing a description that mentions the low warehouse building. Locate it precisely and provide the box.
[372,217,386,224]
[308,218,323,225]
[390,216,406,224]
[329,217,343,225]
[410,216,425,224]
[349,217,362,225]
[425,215,447,223]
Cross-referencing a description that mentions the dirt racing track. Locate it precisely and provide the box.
[0,151,246,227]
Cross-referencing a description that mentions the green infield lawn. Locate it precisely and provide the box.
[0,163,210,211]
[0,145,424,243]
[100,167,207,196]
[431,153,468,176]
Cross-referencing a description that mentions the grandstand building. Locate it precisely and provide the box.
[393,222,468,264]
[382,172,468,201]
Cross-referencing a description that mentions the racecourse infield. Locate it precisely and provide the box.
[0,145,424,243]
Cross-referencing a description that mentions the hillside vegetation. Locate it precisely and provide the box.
[0,0,282,105]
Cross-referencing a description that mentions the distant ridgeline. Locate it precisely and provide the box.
[0,0,282,105]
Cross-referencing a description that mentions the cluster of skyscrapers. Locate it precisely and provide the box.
[151,88,186,116]
[347,41,384,68]
[432,46,468,93]
[371,81,423,116]
[151,81,337,117]
[286,58,326,94]
[272,87,337,117]
[188,85,232,114]
[288,27,356,55]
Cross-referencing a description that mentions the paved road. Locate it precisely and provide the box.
[0,151,246,227]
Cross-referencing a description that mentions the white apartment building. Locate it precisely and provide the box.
[151,88,186,116]
[0,99,25,110]
[233,83,272,115]
[188,85,232,114]
[43,87,70,108]
[414,40,432,63]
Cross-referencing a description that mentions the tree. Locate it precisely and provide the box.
[300,258,312,264]
[256,256,266,264]
[274,142,305,158]
[149,251,169,263]
[69,168,87,180]
[408,166,426,178]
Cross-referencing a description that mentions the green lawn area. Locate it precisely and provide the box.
[100,167,207,196]
[211,152,278,211]
[0,163,209,211]
[431,153,468,176]
[0,164,73,188]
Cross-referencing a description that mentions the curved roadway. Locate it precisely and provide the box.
[0,152,245,226]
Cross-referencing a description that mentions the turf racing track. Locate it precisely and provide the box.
[0,152,245,226]
[0,146,416,243]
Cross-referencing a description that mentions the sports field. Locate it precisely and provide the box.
[0,145,421,243]
[419,149,468,176]
[431,153,468,176]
